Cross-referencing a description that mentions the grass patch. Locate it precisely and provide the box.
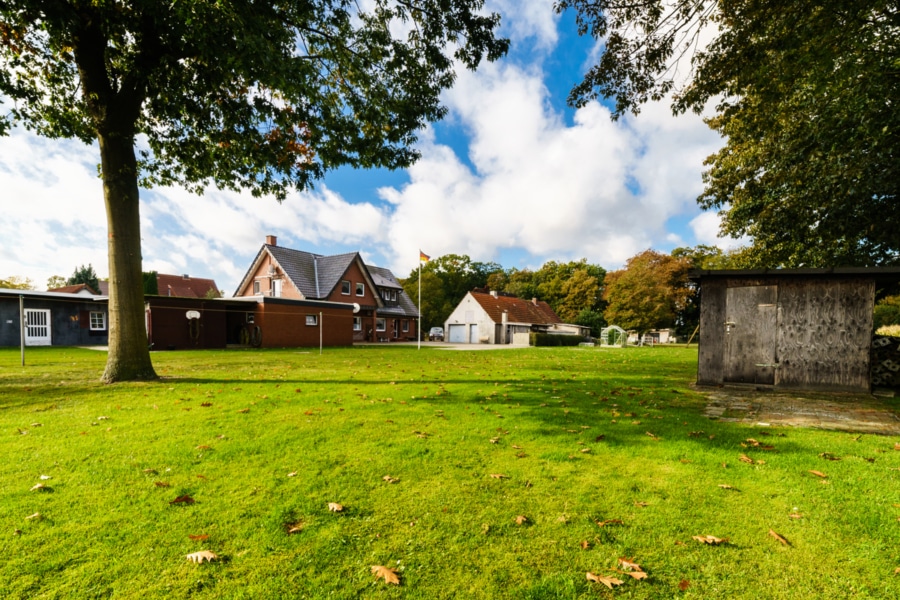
[2,345,900,598]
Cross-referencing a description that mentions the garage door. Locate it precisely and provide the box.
[448,324,466,343]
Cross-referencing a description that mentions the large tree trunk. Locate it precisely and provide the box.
[99,130,157,383]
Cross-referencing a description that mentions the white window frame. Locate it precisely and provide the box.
[341,280,351,295]
[253,280,261,295]
[356,282,365,297]
[306,314,318,326]
[375,318,386,332]
[391,290,397,301]
[353,316,362,331]
[89,311,106,331]
[402,320,409,333]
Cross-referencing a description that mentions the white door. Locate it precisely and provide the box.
[469,324,478,343]
[25,309,51,346]
[448,324,466,343]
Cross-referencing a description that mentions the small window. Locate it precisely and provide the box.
[353,316,362,331]
[89,311,106,331]
[402,320,409,332]
[392,290,397,301]
[376,318,386,332]
[306,314,318,326]
[356,282,365,296]
[253,281,260,295]
[341,280,351,295]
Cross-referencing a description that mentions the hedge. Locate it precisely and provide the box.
[529,333,584,347]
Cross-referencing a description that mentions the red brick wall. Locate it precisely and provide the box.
[326,260,378,306]
[237,253,302,299]
[255,304,354,347]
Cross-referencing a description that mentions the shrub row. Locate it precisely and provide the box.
[529,333,584,347]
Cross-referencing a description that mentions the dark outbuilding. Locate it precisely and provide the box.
[691,268,900,393]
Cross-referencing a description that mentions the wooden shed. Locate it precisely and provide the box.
[691,268,900,393]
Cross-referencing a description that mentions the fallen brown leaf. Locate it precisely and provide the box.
[489,473,508,479]
[186,550,217,563]
[154,481,170,488]
[170,495,195,505]
[718,484,739,491]
[24,512,41,521]
[768,529,790,546]
[237,408,250,413]
[789,512,803,519]
[580,540,590,549]
[382,475,399,484]
[586,572,624,589]
[29,483,47,492]
[618,557,643,572]
[189,534,209,541]
[808,470,828,478]
[679,579,690,590]
[692,535,728,545]
[646,432,659,440]
[597,519,624,527]
[625,571,649,580]
[634,501,649,507]
[371,565,400,585]
[515,515,528,525]
[327,502,344,512]
[739,454,755,464]
[818,452,841,461]
[142,468,158,475]
[286,522,304,534]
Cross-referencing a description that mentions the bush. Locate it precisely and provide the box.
[529,333,584,347]
[874,295,900,330]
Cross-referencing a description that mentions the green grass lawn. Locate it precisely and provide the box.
[2,345,899,599]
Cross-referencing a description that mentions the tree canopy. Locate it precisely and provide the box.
[603,250,692,336]
[1,0,508,380]
[67,264,100,293]
[558,0,899,267]
[0,275,34,290]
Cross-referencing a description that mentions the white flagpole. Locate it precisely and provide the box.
[417,256,421,350]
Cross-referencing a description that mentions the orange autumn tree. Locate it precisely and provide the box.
[602,250,692,337]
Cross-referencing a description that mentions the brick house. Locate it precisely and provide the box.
[233,236,419,341]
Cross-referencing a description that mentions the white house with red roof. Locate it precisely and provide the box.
[444,289,589,344]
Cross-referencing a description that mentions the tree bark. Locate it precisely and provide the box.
[99,130,157,383]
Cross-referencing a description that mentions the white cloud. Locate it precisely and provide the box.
[689,211,748,250]
[380,60,722,273]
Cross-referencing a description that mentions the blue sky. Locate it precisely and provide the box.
[0,0,738,294]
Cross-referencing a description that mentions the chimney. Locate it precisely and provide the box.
[266,235,277,246]
[182,274,190,280]
[532,297,538,306]
[490,290,498,298]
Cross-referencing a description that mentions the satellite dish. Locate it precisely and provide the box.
[352,303,360,314]
[185,310,201,320]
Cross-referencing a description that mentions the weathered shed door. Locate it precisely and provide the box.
[723,286,777,384]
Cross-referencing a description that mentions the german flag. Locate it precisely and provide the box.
[419,250,430,263]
